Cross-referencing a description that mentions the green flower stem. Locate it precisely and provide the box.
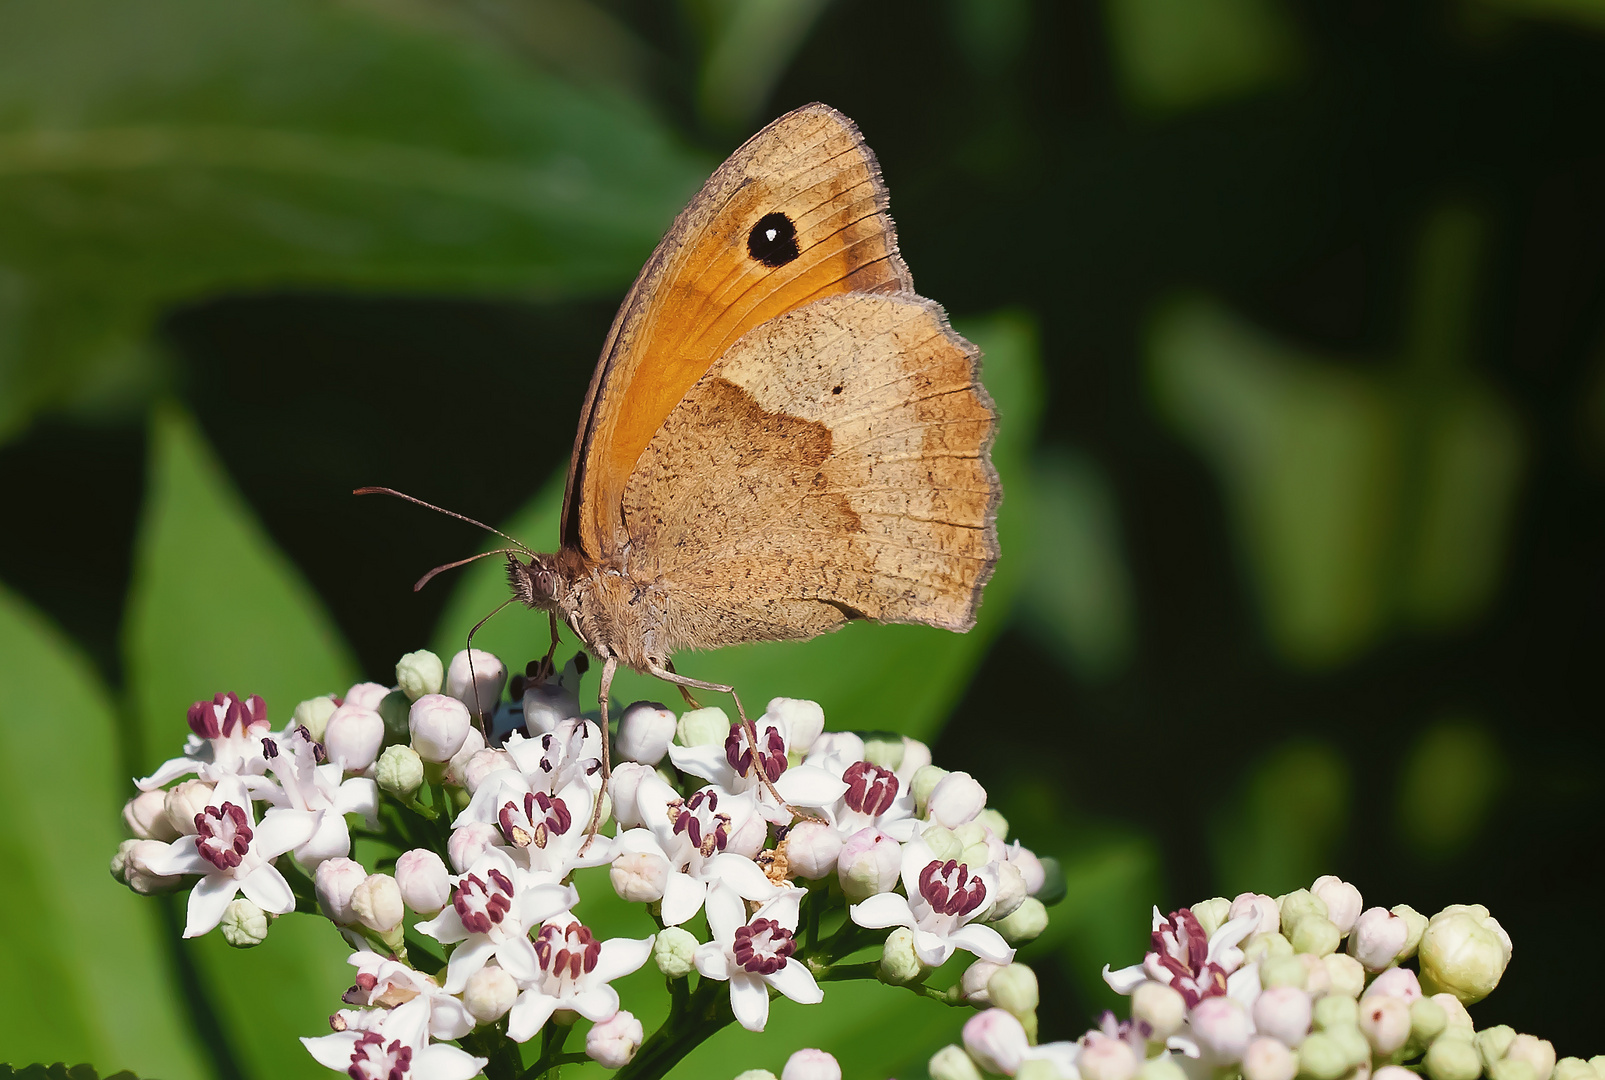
[814,958,962,1005]
[522,1019,577,1079]
[614,977,734,1080]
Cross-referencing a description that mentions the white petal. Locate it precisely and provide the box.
[506,990,557,1043]
[136,758,200,790]
[519,881,582,927]
[773,765,848,807]
[1102,963,1149,994]
[947,923,1015,964]
[911,928,955,967]
[694,943,732,981]
[666,743,734,787]
[729,973,771,1032]
[660,872,706,927]
[335,776,380,826]
[253,807,319,859]
[412,1044,490,1080]
[496,933,542,984]
[295,812,351,866]
[592,936,654,984]
[416,905,468,944]
[441,935,495,993]
[184,874,240,937]
[702,881,746,943]
[613,827,666,857]
[706,851,779,900]
[570,985,620,1022]
[301,1032,359,1070]
[757,887,803,932]
[899,837,937,895]
[765,958,823,1004]
[1209,912,1261,958]
[141,836,206,877]
[636,773,683,835]
[451,769,525,830]
[849,893,915,930]
[238,863,296,914]
[427,997,476,1042]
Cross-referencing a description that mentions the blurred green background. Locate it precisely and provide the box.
[1,0,1602,1076]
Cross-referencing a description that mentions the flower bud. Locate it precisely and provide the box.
[1377,1068,1418,1080]
[395,849,450,915]
[1230,892,1281,936]
[116,839,182,894]
[1298,1032,1350,1080]
[878,926,927,984]
[1260,955,1307,990]
[519,677,578,738]
[1311,876,1362,935]
[1242,1037,1297,1080]
[1323,952,1365,998]
[976,808,1009,842]
[409,693,471,763]
[926,771,987,828]
[963,1009,1027,1075]
[1350,906,1408,971]
[1253,985,1312,1046]
[654,926,698,978]
[1426,1036,1485,1080]
[1364,966,1422,1003]
[960,959,1003,1003]
[325,704,384,771]
[464,963,518,1022]
[1479,1028,1519,1071]
[444,724,486,787]
[987,963,1038,1020]
[1291,915,1341,957]
[784,820,842,880]
[447,649,506,721]
[219,898,269,948]
[1191,896,1231,937]
[1140,1056,1188,1080]
[987,860,1028,923]
[293,694,338,741]
[164,779,215,836]
[1300,953,1333,996]
[460,748,512,795]
[1434,991,1475,1035]
[837,828,901,901]
[928,1045,983,1080]
[588,1010,645,1069]
[617,701,676,765]
[1505,1036,1557,1080]
[1006,843,1046,896]
[862,734,906,772]
[124,789,179,841]
[448,820,501,873]
[395,649,443,701]
[608,761,654,830]
[1360,994,1411,1055]
[1419,904,1512,1004]
[1132,980,1186,1040]
[1191,996,1253,1064]
[611,851,670,903]
[1081,1034,1140,1080]
[676,706,729,747]
[782,1049,841,1080]
[1491,1060,1539,1080]
[911,765,949,817]
[726,811,768,860]
[375,744,424,800]
[735,1073,779,1080]
[315,857,367,924]
[1410,996,1448,1042]
[1279,889,1328,932]
[921,825,963,863]
[1553,1061,1597,1080]
[350,873,403,933]
[1244,931,1294,966]
[1313,994,1358,1031]
[767,698,825,755]
[994,897,1047,944]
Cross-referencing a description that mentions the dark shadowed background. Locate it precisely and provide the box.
[1,1,1602,1077]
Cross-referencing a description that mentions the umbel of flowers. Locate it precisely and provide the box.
[112,647,1059,1079]
[928,876,1602,1080]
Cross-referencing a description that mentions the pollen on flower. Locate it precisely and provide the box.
[453,870,514,934]
[499,790,573,848]
[669,789,731,858]
[531,921,602,995]
[725,721,787,783]
[842,760,898,817]
[733,917,796,975]
[195,802,253,870]
[919,859,988,918]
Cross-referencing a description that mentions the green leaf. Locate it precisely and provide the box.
[0,1066,141,1080]
[1103,0,1302,114]
[432,310,1044,742]
[0,0,708,440]
[1210,740,1350,897]
[123,402,362,1079]
[0,583,208,1080]
[1396,716,1505,860]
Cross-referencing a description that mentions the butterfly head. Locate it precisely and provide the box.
[506,553,565,610]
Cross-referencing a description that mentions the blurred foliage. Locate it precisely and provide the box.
[1396,717,1506,860]
[1103,0,1302,113]
[0,1068,140,1080]
[1211,741,1352,899]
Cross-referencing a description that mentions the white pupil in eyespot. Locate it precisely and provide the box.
[765,228,778,241]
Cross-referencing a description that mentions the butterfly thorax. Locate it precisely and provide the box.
[506,550,670,673]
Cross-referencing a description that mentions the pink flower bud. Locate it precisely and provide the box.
[1359,994,1411,1054]
[1191,996,1253,1064]
[164,779,214,836]
[926,771,987,828]
[962,1009,1028,1075]
[766,698,825,755]
[726,811,768,860]
[1132,981,1186,1039]
[315,857,367,924]
[1006,843,1046,896]
[350,873,403,932]
[586,1010,644,1069]
[1230,892,1281,935]
[785,820,843,880]
[782,1048,842,1080]
[988,861,1027,922]
[1252,986,1311,1047]
[610,851,670,902]
[446,649,506,720]
[463,963,518,1023]
[960,959,1004,1004]
[1363,966,1422,1004]
[120,839,182,894]
[609,762,654,829]
[325,704,384,771]
[896,737,932,784]
[1242,1037,1297,1080]
[1351,906,1409,971]
[1311,875,1363,935]
[444,724,486,787]
[1375,1068,1418,1080]
[522,679,579,737]
[615,701,677,765]
[1079,1033,1140,1080]
[460,748,513,795]
[837,828,901,901]
[124,789,178,841]
[409,693,471,762]
[448,820,502,873]
[345,682,391,709]
[395,849,451,915]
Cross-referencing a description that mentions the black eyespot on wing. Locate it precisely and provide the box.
[747,212,800,267]
[832,385,843,395]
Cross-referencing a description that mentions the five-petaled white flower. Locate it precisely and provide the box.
[454,772,612,877]
[694,885,822,1032]
[848,837,1016,967]
[142,776,318,937]
[340,950,474,1041]
[1102,906,1258,1005]
[302,995,485,1080]
[505,918,654,1042]
[670,717,845,823]
[806,734,920,840]
[262,726,379,867]
[138,692,277,794]
[500,719,605,796]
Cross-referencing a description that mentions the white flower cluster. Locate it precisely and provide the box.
[931,875,1596,1080]
[112,646,1056,1079]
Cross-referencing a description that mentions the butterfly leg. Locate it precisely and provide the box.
[581,654,617,848]
[664,658,702,709]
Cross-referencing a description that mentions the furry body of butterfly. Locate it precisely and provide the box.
[505,102,999,793]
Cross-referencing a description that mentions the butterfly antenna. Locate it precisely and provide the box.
[354,486,535,556]
[413,549,524,593]
[464,596,517,729]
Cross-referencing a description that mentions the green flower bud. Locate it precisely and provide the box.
[1322,953,1365,998]
[1244,932,1294,966]
[1505,1036,1556,1080]
[1392,904,1429,959]
[1426,1037,1485,1080]
[376,744,424,800]
[220,898,269,948]
[1592,1062,1605,1079]
[292,695,338,741]
[987,963,1039,1021]
[1279,889,1328,934]
[1326,1025,1372,1069]
[1298,1033,1350,1080]
[1410,996,1448,1043]
[1261,954,1308,989]
[378,689,412,747]
[654,926,698,978]
[1132,981,1186,1040]
[1476,1026,1517,1072]
[880,926,928,985]
[1036,856,1067,906]
[1192,897,1231,938]
[1420,904,1512,1005]
[1490,1061,1538,1080]
[928,1045,983,1080]
[993,897,1047,944]
[1434,992,1476,1035]
[396,649,444,701]
[1291,916,1341,958]
[911,764,949,816]
[861,734,905,771]
[922,825,964,862]
[960,842,994,872]
[1138,1055,1188,1080]
[975,807,1009,841]
[953,821,987,848]
[1553,1059,1598,1080]
[1313,995,1358,1032]
[1017,1062,1059,1080]
[677,707,729,747]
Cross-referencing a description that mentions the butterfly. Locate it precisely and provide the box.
[366,103,999,808]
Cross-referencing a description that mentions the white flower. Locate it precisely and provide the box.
[262,726,378,867]
[615,774,779,926]
[669,714,845,823]
[962,1008,1079,1077]
[141,777,318,937]
[804,737,919,841]
[847,838,1015,968]
[138,692,277,792]
[1102,906,1258,1005]
[456,769,613,878]
[414,847,579,993]
[694,885,821,1032]
[500,719,605,796]
[302,996,484,1080]
[505,919,654,1042]
[340,950,474,1041]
